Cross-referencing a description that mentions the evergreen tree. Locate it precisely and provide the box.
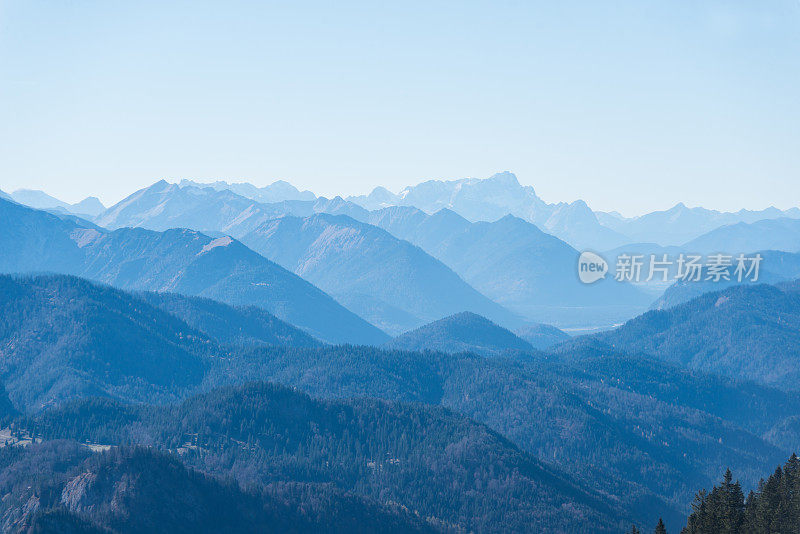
[682,456,800,534]
[654,518,667,534]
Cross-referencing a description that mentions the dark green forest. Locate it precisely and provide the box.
[2,273,800,532]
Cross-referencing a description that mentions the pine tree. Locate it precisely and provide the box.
[654,517,667,534]
[718,468,745,533]
[682,457,800,533]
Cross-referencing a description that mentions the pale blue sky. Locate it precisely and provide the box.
[1,0,798,215]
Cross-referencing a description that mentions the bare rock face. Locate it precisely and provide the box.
[61,471,98,512]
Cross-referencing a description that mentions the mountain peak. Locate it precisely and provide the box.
[72,196,106,216]
[487,171,520,186]
[149,179,173,192]
[385,311,533,356]
[368,186,397,201]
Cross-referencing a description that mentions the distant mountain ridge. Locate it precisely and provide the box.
[0,198,387,345]
[95,182,522,334]
[349,171,630,250]
[95,180,369,234]
[650,250,800,310]
[18,177,800,333]
[18,174,800,253]
[239,213,524,334]
[350,174,800,249]
[9,188,106,217]
[367,206,652,327]
[683,217,800,254]
[179,178,316,203]
[597,202,800,246]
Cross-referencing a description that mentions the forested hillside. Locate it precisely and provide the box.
[0,274,210,411]
[593,283,800,390]
[17,383,625,533]
[136,291,322,347]
[214,343,800,525]
[2,273,800,531]
[0,442,432,533]
[384,312,535,356]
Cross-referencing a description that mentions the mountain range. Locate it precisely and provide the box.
[598,203,800,247]
[0,274,324,411]
[179,178,316,202]
[367,205,652,326]
[0,276,629,531]
[96,179,370,234]
[91,181,657,330]
[16,175,800,333]
[347,172,800,251]
[0,197,387,345]
[683,217,800,254]
[30,383,629,533]
[92,181,525,334]
[13,174,800,256]
[7,174,800,531]
[238,213,523,333]
[349,171,631,250]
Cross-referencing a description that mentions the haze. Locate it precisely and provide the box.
[1,0,799,215]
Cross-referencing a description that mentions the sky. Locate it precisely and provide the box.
[0,0,799,216]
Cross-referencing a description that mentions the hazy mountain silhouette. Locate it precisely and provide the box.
[598,203,800,246]
[368,207,651,326]
[240,213,524,334]
[10,189,106,217]
[96,183,521,334]
[349,172,630,250]
[179,178,317,202]
[683,218,800,254]
[0,198,387,344]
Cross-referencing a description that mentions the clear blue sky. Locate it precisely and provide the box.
[1,0,798,215]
